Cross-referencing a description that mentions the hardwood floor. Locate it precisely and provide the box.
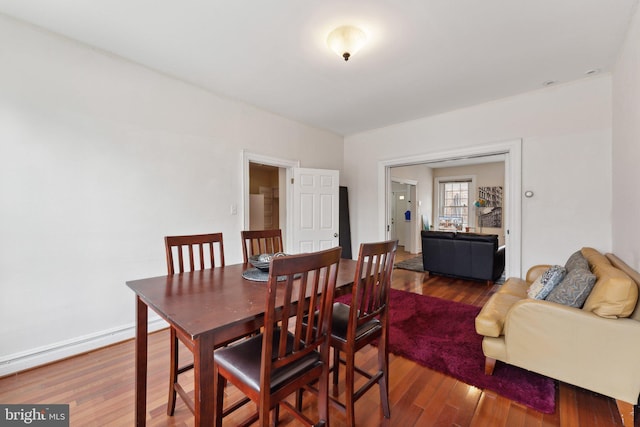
[0,248,628,426]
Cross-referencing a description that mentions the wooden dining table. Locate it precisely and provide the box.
[126,258,357,426]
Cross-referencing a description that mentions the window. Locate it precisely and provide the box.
[435,176,475,231]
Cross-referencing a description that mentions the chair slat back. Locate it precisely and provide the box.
[261,247,341,375]
[241,229,284,263]
[350,240,398,332]
[164,233,225,274]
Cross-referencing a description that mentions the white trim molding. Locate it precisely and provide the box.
[0,318,167,377]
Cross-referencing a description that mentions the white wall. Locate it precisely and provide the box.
[612,6,640,270]
[0,15,343,373]
[344,76,613,273]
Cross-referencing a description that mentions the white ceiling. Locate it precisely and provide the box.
[0,0,637,136]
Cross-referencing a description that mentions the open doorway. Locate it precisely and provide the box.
[242,151,299,249]
[248,163,281,231]
[390,179,418,254]
[379,139,522,277]
[242,151,340,254]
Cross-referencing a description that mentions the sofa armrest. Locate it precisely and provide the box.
[504,299,640,404]
[525,264,552,284]
[492,245,506,281]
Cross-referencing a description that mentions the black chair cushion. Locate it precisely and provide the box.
[214,329,321,393]
[330,302,381,344]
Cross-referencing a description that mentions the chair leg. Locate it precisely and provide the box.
[272,406,279,427]
[258,400,271,427]
[167,327,178,416]
[332,347,340,386]
[295,389,303,411]
[344,350,356,427]
[214,368,226,427]
[317,360,330,427]
[378,337,390,418]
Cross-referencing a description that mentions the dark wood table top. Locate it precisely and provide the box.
[127,259,357,342]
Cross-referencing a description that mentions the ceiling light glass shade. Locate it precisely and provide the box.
[327,26,367,61]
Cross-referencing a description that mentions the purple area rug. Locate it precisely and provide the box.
[337,288,556,413]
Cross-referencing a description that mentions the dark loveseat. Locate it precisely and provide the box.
[421,231,505,283]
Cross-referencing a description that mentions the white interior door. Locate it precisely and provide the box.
[392,191,407,246]
[291,168,339,253]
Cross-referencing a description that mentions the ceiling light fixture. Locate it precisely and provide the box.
[327,26,367,61]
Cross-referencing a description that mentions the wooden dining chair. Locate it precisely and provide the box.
[213,247,342,427]
[241,229,284,263]
[164,233,225,416]
[329,239,398,427]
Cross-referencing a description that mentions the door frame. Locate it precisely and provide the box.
[242,151,299,249]
[390,178,419,253]
[390,186,407,246]
[378,139,522,277]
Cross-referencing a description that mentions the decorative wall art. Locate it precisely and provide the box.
[476,186,503,228]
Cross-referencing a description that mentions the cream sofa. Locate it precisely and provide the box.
[475,248,640,426]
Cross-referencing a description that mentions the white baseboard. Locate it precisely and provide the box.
[0,318,168,377]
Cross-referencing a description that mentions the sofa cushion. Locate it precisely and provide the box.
[581,247,611,271]
[525,264,552,284]
[565,250,589,272]
[527,265,566,300]
[545,267,596,307]
[527,276,545,299]
[583,263,638,318]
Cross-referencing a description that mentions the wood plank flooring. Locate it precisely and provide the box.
[0,248,629,426]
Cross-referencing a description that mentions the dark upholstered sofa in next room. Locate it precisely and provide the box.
[421,230,505,284]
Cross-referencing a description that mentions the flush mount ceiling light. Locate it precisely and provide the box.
[327,26,367,61]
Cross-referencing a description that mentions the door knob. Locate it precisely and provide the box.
[334,233,338,237]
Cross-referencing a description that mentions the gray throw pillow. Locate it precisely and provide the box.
[546,267,597,308]
[565,250,589,272]
[527,265,567,300]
